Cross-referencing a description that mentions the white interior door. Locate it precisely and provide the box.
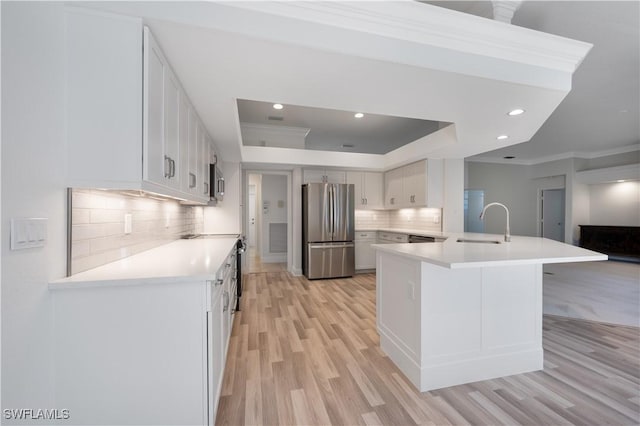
[248,184,256,247]
[542,189,565,242]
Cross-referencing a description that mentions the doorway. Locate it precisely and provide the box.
[246,172,290,273]
[541,188,565,242]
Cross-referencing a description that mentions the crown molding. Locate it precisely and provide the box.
[240,122,310,149]
[224,1,592,75]
[575,164,640,184]
[240,122,310,138]
[468,144,640,166]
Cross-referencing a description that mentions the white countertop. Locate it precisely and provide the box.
[50,236,239,289]
[372,232,607,269]
[356,227,448,239]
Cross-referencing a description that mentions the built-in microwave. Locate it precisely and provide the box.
[209,162,224,202]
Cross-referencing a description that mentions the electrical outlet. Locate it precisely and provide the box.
[124,214,132,234]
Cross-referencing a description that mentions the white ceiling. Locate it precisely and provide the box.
[80,1,610,168]
[237,99,446,154]
[429,0,639,163]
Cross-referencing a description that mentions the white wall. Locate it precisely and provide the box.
[203,161,242,235]
[467,156,639,244]
[2,2,67,414]
[466,162,538,237]
[260,174,287,262]
[589,181,640,226]
[442,159,464,232]
[291,168,302,275]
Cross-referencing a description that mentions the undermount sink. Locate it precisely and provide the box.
[456,238,502,244]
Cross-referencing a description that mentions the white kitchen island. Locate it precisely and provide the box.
[373,233,607,392]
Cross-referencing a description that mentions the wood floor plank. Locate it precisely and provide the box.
[215,270,640,425]
[361,411,383,426]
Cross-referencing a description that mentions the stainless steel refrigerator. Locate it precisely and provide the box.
[302,183,355,279]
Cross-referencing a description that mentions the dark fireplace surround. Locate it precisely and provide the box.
[579,225,640,263]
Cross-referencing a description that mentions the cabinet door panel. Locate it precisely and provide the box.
[405,161,426,206]
[179,95,190,193]
[144,31,166,184]
[385,168,403,208]
[202,135,211,198]
[208,292,224,425]
[188,108,199,195]
[355,240,376,270]
[164,69,181,189]
[346,171,364,208]
[363,172,383,209]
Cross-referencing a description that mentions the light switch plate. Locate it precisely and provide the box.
[10,218,47,250]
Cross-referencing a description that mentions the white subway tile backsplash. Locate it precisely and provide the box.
[355,210,390,229]
[72,208,90,224]
[70,189,204,275]
[72,224,106,241]
[355,208,443,232]
[72,191,107,209]
[90,209,126,223]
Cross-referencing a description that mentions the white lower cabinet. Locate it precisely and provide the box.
[378,232,409,243]
[355,231,377,270]
[207,283,225,424]
[51,249,237,426]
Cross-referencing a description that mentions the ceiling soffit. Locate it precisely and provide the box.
[81,1,593,166]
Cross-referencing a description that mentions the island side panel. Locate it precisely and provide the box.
[52,281,208,425]
[376,251,423,383]
[419,262,543,392]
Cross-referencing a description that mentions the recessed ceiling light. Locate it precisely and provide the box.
[497,135,509,140]
[503,156,515,159]
[273,103,283,110]
[617,180,625,183]
[508,108,525,116]
[354,113,364,118]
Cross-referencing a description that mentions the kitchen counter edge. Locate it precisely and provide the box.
[49,237,239,290]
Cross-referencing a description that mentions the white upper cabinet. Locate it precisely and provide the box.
[347,172,384,209]
[179,95,192,194]
[66,8,213,203]
[200,131,211,198]
[303,169,346,184]
[66,8,143,187]
[384,167,404,208]
[403,160,427,206]
[144,28,183,191]
[384,159,443,208]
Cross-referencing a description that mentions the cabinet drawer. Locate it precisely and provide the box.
[355,231,376,241]
[378,232,408,243]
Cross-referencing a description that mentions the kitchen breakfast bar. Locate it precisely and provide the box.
[373,233,607,392]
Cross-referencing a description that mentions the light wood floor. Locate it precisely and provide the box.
[544,261,640,327]
[247,247,287,273]
[216,272,640,426]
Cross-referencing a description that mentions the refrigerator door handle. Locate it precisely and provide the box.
[330,184,335,239]
[309,242,355,249]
